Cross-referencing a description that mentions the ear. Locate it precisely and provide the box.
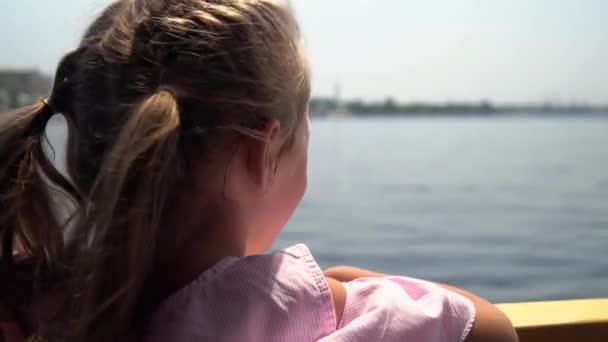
[244,119,281,192]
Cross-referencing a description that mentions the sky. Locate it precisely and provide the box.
[0,0,606,104]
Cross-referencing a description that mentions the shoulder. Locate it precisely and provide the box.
[145,244,338,341]
[232,245,341,337]
[223,244,334,298]
[230,244,339,325]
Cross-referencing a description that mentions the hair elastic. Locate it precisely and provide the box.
[42,97,57,114]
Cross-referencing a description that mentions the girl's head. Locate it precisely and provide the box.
[0,0,309,340]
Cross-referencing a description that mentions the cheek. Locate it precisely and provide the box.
[273,143,308,219]
[275,152,307,211]
[287,136,309,202]
[266,123,310,224]
[249,154,306,252]
[295,153,308,198]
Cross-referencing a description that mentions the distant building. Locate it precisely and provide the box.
[0,70,52,112]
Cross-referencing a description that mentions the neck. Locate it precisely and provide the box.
[144,195,247,311]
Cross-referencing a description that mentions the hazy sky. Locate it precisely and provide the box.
[1,0,606,104]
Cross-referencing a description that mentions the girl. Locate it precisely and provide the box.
[0,0,517,341]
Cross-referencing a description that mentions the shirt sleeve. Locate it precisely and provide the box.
[321,276,476,342]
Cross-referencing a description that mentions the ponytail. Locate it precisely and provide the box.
[63,89,181,341]
[0,47,86,337]
[1,59,184,340]
[0,100,66,333]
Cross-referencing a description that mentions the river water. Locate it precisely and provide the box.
[276,115,608,302]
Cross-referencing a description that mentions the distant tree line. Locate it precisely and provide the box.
[310,97,608,117]
[1,69,606,117]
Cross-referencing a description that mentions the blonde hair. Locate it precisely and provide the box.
[0,0,310,340]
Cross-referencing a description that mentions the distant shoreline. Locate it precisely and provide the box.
[310,97,608,118]
[310,110,608,118]
[4,108,607,120]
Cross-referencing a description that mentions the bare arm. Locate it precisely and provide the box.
[325,276,346,326]
[324,266,518,342]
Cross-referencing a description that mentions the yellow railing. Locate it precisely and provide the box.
[497,298,608,342]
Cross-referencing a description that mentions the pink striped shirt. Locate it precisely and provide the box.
[144,244,475,341]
